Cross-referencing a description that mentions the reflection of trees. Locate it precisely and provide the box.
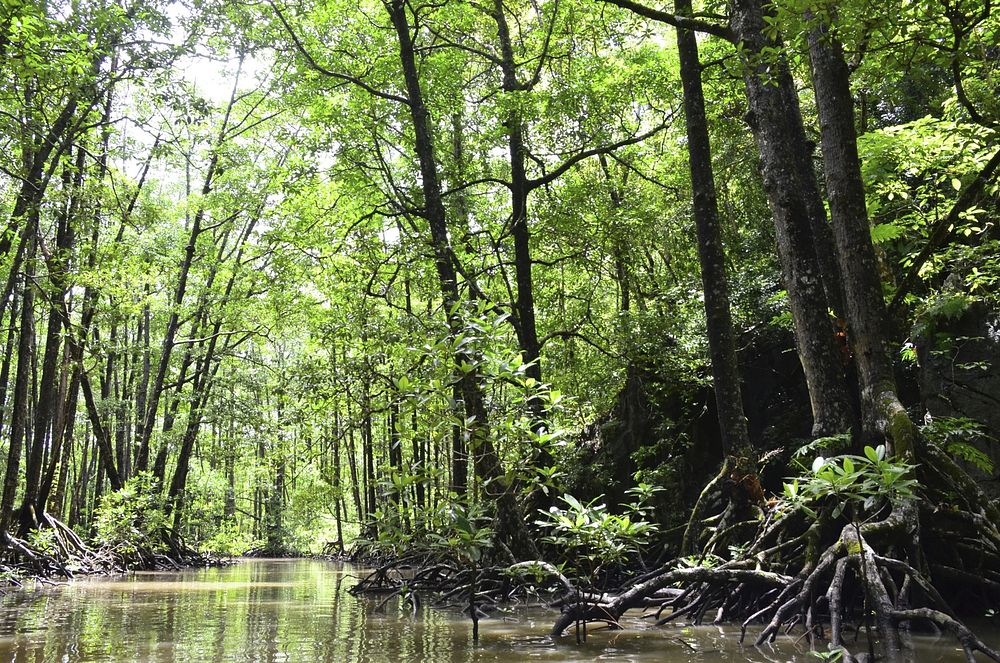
[3,561,470,662]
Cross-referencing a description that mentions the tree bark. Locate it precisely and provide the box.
[729,0,854,437]
[807,12,914,453]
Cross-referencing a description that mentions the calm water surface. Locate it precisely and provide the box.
[0,559,995,662]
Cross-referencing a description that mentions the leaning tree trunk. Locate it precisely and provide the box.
[135,71,240,474]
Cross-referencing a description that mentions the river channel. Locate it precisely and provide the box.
[0,559,994,662]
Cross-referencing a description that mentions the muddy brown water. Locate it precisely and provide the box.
[0,559,995,662]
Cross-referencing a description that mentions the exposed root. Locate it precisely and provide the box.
[550,444,1000,660]
[1,512,228,585]
[892,608,1000,663]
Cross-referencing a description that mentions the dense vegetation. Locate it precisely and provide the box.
[1,0,998,658]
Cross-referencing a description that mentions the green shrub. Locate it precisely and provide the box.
[93,472,169,554]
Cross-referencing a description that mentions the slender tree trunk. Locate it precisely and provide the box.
[136,71,241,472]
[489,0,553,434]
[38,343,76,516]
[45,344,78,518]
[0,295,20,437]
[332,425,344,553]
[134,294,151,470]
[346,423,363,523]
[388,398,403,508]
[411,406,424,510]
[80,370,123,491]
[21,265,61,531]
[362,381,376,532]
[386,0,536,558]
[69,421,90,529]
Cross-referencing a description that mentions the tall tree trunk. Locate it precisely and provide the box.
[729,0,853,437]
[0,268,35,537]
[676,0,762,554]
[386,0,536,558]
[807,13,915,454]
[134,294,151,470]
[492,0,545,424]
[20,155,80,532]
[340,348,364,523]
[676,0,754,462]
[42,343,78,518]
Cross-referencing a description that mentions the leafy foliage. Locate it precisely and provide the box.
[536,483,662,577]
[779,446,920,521]
[93,474,170,555]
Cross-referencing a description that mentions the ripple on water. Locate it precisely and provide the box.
[0,560,996,663]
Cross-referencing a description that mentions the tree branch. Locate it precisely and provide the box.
[889,147,1000,312]
[601,0,735,41]
[269,0,411,106]
[527,120,670,190]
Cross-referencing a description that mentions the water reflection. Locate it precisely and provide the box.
[0,559,990,662]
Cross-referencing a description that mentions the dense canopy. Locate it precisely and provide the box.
[0,0,998,658]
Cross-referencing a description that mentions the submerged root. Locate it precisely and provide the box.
[349,551,583,615]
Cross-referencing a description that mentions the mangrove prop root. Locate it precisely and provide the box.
[550,496,999,661]
[1,512,228,584]
[348,554,584,611]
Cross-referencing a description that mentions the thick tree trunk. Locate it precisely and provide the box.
[807,13,914,454]
[729,0,853,437]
